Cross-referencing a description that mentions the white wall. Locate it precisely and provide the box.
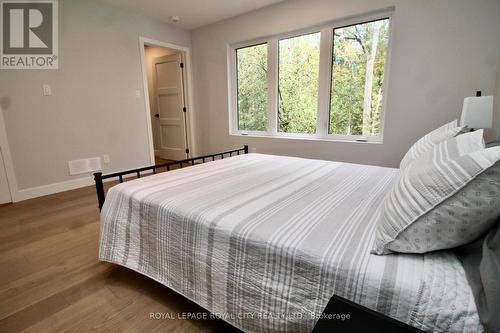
[191,0,500,166]
[1,0,499,201]
[144,45,178,151]
[0,0,191,196]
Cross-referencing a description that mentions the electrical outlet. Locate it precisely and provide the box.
[103,154,110,164]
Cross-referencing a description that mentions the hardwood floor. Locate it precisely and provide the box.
[0,185,217,333]
[155,156,173,165]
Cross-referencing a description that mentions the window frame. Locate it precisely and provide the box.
[228,9,394,143]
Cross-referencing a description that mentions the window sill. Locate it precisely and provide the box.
[229,133,383,144]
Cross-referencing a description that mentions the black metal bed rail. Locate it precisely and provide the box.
[93,145,248,210]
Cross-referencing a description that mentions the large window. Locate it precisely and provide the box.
[330,19,390,136]
[236,43,268,131]
[278,33,320,134]
[231,14,392,142]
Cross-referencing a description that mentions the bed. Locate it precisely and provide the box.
[96,149,482,333]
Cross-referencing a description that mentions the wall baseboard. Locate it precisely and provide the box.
[13,176,95,202]
[12,170,154,203]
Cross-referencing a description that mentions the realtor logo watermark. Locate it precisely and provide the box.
[1,0,58,69]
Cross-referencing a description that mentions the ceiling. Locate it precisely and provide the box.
[100,0,287,30]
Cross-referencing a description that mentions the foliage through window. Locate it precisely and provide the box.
[231,15,391,141]
[278,33,320,134]
[236,43,268,131]
[330,19,390,136]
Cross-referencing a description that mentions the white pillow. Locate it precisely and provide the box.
[400,120,464,170]
[373,135,499,255]
[413,129,485,165]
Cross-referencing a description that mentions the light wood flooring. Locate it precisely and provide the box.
[0,184,219,333]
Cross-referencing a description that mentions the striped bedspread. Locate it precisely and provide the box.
[99,153,481,333]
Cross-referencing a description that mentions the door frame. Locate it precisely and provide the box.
[0,106,15,203]
[139,37,197,164]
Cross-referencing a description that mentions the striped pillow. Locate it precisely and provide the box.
[414,129,485,165]
[373,145,500,255]
[400,120,464,170]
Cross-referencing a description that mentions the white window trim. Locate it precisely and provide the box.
[228,8,394,144]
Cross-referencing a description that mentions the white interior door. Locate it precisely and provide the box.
[154,53,188,161]
[0,148,12,204]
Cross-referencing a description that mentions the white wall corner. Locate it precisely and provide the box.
[1,107,94,203]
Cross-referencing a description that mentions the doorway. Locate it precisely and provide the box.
[141,39,194,164]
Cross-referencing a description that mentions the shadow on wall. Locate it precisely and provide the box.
[0,96,12,111]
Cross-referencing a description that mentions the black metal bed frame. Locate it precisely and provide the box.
[93,145,248,210]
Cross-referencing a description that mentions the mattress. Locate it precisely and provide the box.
[99,153,482,332]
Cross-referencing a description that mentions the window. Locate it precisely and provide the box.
[278,32,320,134]
[230,13,392,142]
[330,19,390,136]
[236,43,268,131]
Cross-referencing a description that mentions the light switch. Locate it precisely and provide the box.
[135,90,141,98]
[42,84,52,96]
[103,154,110,164]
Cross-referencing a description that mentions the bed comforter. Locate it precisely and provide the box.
[99,153,482,332]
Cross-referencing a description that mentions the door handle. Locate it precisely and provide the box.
[154,113,159,118]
